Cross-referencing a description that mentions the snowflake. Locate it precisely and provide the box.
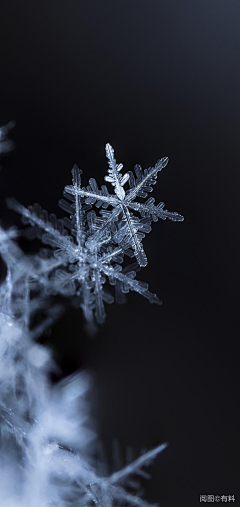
[7,144,183,334]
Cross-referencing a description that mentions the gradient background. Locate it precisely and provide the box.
[0,1,239,505]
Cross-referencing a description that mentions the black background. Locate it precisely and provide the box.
[0,1,239,505]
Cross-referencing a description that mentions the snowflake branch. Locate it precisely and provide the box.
[108,443,168,486]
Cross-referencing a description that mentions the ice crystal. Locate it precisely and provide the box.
[7,144,183,333]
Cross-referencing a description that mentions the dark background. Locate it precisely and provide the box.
[0,1,239,505]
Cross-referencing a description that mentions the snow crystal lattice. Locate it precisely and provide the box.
[7,144,183,334]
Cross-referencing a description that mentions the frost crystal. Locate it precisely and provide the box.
[7,144,183,333]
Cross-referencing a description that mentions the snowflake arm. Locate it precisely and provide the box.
[93,261,107,325]
[101,263,162,305]
[128,198,184,222]
[108,443,168,487]
[104,143,130,200]
[6,197,78,261]
[64,180,119,207]
[80,442,168,506]
[125,158,169,202]
[71,164,85,250]
[118,205,149,266]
